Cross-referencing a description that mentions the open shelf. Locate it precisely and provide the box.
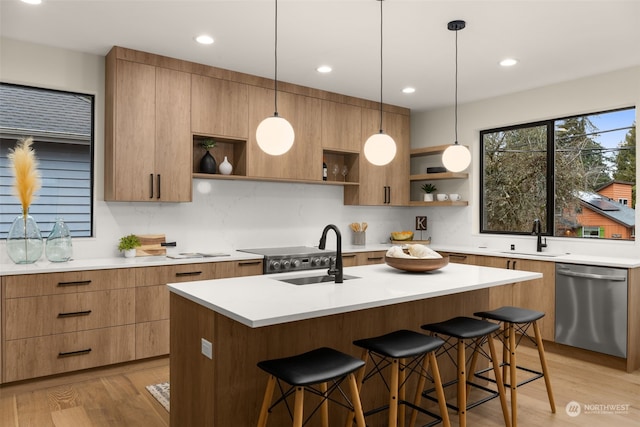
[409,200,469,207]
[193,135,247,176]
[323,149,359,185]
[410,172,468,181]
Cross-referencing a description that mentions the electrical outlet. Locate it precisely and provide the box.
[201,338,213,359]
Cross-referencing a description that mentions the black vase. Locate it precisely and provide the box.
[200,151,217,174]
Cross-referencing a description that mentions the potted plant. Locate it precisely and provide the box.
[199,138,217,174]
[420,183,437,202]
[118,234,140,258]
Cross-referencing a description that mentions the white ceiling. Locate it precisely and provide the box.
[1,0,639,112]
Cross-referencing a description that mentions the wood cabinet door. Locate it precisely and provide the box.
[384,111,410,205]
[247,86,322,180]
[512,259,555,341]
[191,75,249,138]
[110,60,156,201]
[156,67,192,202]
[356,107,389,205]
[321,100,361,151]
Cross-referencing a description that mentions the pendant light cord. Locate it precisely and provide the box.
[273,0,279,116]
[378,0,384,133]
[454,28,458,144]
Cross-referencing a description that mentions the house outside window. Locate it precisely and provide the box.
[0,83,94,238]
[480,107,636,240]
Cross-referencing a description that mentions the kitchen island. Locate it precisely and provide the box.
[168,262,542,426]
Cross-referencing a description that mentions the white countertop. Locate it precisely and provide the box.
[167,262,542,328]
[0,251,262,276]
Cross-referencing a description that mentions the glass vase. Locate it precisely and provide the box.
[46,217,73,262]
[7,213,44,264]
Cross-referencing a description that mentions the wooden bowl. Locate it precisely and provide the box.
[384,255,449,272]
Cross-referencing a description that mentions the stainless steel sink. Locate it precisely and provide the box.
[498,251,566,258]
[279,274,359,285]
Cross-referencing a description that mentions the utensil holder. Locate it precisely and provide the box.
[353,231,366,246]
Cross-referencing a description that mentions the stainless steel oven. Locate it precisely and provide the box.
[238,246,337,274]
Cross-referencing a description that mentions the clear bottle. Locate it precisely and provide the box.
[45,217,73,262]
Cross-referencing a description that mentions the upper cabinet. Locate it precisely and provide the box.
[345,108,410,206]
[321,100,362,152]
[246,86,322,181]
[105,50,192,202]
[191,75,249,139]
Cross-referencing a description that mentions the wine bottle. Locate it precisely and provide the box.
[323,159,328,181]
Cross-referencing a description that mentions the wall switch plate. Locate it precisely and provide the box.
[201,338,213,359]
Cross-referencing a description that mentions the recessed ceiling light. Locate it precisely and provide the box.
[316,65,332,73]
[402,87,416,94]
[195,35,214,45]
[500,58,518,67]
[21,0,42,4]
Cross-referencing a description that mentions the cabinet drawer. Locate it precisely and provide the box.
[136,285,169,322]
[217,259,263,279]
[4,325,135,382]
[136,319,169,359]
[5,289,134,340]
[4,269,135,298]
[357,251,385,265]
[135,262,218,286]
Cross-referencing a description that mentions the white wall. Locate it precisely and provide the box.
[412,66,640,257]
[0,38,418,263]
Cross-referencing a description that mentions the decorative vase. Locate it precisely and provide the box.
[200,151,217,174]
[219,156,233,175]
[424,194,434,202]
[7,213,44,264]
[45,217,73,262]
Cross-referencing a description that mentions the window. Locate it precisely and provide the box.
[0,83,94,238]
[481,107,636,240]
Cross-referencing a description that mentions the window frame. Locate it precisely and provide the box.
[479,106,635,239]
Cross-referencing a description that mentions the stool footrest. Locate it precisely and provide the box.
[422,378,500,412]
[475,363,544,388]
[363,400,444,427]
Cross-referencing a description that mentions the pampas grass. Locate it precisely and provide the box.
[8,137,41,216]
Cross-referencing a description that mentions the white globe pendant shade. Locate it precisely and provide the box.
[442,143,471,172]
[256,115,295,156]
[364,132,397,166]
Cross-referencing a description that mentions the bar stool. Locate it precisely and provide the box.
[473,306,556,427]
[351,329,450,427]
[257,347,366,427]
[421,317,511,427]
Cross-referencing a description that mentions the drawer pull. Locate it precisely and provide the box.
[58,348,92,358]
[58,310,92,318]
[342,254,357,258]
[450,254,467,260]
[238,261,262,266]
[57,280,92,287]
[368,256,383,261]
[175,271,202,277]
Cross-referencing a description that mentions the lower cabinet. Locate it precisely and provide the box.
[1,259,263,383]
[342,250,386,267]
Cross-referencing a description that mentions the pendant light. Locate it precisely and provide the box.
[256,0,295,156]
[363,0,396,166]
[442,20,472,173]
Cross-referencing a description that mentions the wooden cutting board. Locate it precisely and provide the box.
[135,234,167,257]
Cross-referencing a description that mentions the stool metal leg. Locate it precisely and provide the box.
[258,375,276,427]
[293,387,304,427]
[487,333,511,427]
[320,382,329,427]
[533,321,556,413]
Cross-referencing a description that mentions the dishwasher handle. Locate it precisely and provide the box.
[556,268,626,281]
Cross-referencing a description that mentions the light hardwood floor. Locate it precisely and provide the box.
[0,346,638,427]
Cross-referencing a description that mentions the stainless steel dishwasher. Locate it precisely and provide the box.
[555,263,627,358]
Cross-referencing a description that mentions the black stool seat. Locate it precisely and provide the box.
[353,329,445,359]
[474,306,544,324]
[421,316,500,339]
[257,347,365,386]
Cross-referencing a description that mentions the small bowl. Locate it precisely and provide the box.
[385,255,449,272]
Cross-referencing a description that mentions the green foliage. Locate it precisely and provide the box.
[118,234,140,251]
[420,183,437,193]
[200,138,216,150]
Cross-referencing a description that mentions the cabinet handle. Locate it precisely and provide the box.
[150,173,154,199]
[368,256,383,261]
[57,280,92,287]
[58,310,92,318]
[506,260,511,269]
[175,271,203,277]
[512,260,517,270]
[238,261,262,266]
[58,348,92,358]
[342,254,357,259]
[157,174,161,199]
[450,254,467,261]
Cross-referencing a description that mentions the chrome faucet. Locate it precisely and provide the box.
[532,219,547,252]
[318,224,343,283]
